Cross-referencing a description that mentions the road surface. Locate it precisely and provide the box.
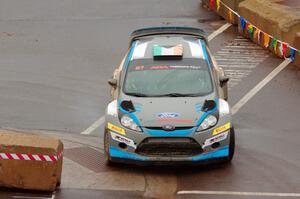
[0,0,299,198]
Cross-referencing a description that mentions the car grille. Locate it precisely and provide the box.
[144,126,193,130]
[136,137,203,157]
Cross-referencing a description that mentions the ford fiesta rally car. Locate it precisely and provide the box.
[104,27,234,165]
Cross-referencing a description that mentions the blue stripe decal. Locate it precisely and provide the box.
[109,146,149,161]
[144,128,195,137]
[124,41,137,69]
[200,40,211,68]
[195,103,202,112]
[110,145,228,162]
[191,146,229,161]
[118,100,143,129]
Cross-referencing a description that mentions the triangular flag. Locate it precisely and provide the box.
[240,17,246,32]
[254,28,261,43]
[254,29,258,39]
[217,0,221,11]
[269,38,276,48]
[248,24,254,39]
[257,29,261,44]
[245,23,250,31]
[290,48,296,62]
[264,34,270,48]
[282,43,287,58]
[210,0,215,9]
[229,10,233,23]
[283,44,287,57]
[270,38,278,53]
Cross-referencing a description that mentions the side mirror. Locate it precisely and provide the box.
[108,79,117,88]
[219,76,229,87]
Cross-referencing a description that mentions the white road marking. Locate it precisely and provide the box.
[208,23,232,41]
[80,22,232,135]
[215,36,270,89]
[231,58,291,115]
[177,190,300,197]
[80,115,105,135]
[13,193,55,199]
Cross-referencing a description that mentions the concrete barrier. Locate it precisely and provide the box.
[0,131,63,191]
[239,0,300,49]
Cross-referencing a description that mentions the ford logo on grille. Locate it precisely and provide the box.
[162,125,175,131]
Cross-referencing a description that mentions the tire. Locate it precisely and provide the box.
[227,127,235,162]
[104,129,113,166]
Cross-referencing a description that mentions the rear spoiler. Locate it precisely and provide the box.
[129,26,207,46]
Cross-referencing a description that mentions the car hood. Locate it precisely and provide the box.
[119,94,217,127]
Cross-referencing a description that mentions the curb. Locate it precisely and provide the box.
[203,0,300,67]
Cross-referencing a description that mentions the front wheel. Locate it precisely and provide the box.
[227,128,235,162]
[104,129,113,166]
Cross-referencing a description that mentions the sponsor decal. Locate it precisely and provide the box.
[131,65,204,71]
[212,122,231,135]
[134,65,144,71]
[150,65,170,70]
[202,131,228,149]
[107,122,126,135]
[110,132,136,149]
[157,112,180,119]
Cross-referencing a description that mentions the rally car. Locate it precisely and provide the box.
[104,27,234,165]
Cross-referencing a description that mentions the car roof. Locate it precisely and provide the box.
[130,26,207,45]
[130,35,208,61]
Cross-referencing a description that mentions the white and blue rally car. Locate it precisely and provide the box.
[104,27,234,165]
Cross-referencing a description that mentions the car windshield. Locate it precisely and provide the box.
[123,58,213,97]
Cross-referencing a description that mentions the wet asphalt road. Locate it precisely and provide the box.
[0,0,218,134]
[0,0,300,198]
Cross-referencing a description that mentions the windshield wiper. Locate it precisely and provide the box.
[153,93,202,97]
[125,92,150,97]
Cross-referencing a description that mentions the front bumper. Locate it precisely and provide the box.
[109,144,229,165]
[105,111,232,165]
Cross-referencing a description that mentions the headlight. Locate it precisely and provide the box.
[120,115,142,132]
[197,115,217,131]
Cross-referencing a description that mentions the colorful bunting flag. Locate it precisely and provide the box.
[228,10,233,23]
[247,24,254,39]
[213,0,300,60]
[216,0,221,11]
[254,28,261,44]
[210,0,215,10]
[240,17,246,32]
[264,34,270,48]
[279,43,287,58]
[269,38,278,53]
[290,48,296,62]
